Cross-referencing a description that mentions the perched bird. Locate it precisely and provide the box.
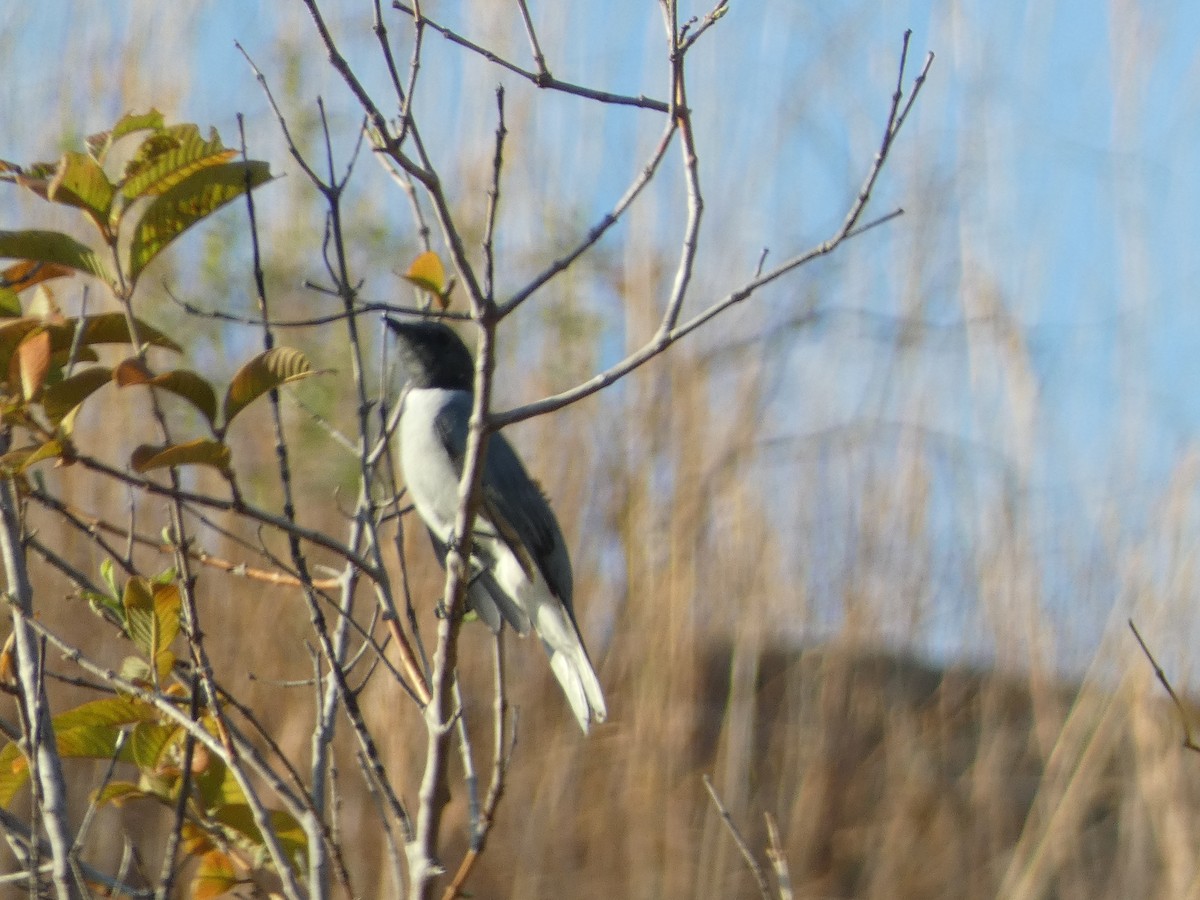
[388,318,606,733]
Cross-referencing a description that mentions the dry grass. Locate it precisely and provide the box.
[3,3,1200,899]
[8,332,1200,899]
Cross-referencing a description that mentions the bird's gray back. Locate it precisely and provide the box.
[402,388,575,616]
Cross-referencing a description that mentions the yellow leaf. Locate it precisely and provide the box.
[404,251,446,299]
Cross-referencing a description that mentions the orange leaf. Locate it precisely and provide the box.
[192,849,240,900]
[17,329,50,401]
[1,260,74,294]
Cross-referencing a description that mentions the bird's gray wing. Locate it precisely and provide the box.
[432,394,576,616]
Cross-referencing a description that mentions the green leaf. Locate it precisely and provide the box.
[0,742,27,807]
[213,804,307,868]
[55,696,157,732]
[40,365,112,424]
[120,578,182,685]
[223,347,313,428]
[119,656,154,685]
[81,588,124,625]
[131,439,231,474]
[127,160,272,284]
[0,230,112,283]
[60,313,181,352]
[86,109,166,163]
[115,359,217,427]
[55,724,125,761]
[100,558,120,601]
[0,160,56,198]
[194,754,239,810]
[152,583,181,647]
[93,781,149,807]
[47,152,115,229]
[0,724,126,811]
[128,721,178,771]
[0,441,62,475]
[120,124,235,202]
[152,583,181,681]
[0,288,18,318]
[0,695,156,807]
[0,316,174,387]
[150,567,178,587]
[123,576,156,657]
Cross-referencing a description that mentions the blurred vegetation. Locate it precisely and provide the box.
[0,2,1197,899]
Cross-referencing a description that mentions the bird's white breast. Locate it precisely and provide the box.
[399,387,468,540]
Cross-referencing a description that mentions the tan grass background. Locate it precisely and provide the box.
[3,3,1200,898]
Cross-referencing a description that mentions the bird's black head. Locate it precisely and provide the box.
[387,318,475,392]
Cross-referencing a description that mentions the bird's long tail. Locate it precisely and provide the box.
[536,606,606,734]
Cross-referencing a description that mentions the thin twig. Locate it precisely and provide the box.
[0,805,152,898]
[153,679,198,900]
[355,749,407,897]
[408,316,498,897]
[392,2,668,111]
[514,0,549,77]
[27,488,341,590]
[452,676,480,848]
[442,633,514,899]
[763,812,793,900]
[498,116,678,319]
[491,29,932,428]
[658,0,704,336]
[372,0,409,111]
[702,775,772,900]
[69,452,384,580]
[482,87,507,303]
[373,148,433,253]
[1129,619,1200,753]
[0,464,78,899]
[72,724,126,858]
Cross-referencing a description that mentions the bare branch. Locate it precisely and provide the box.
[514,0,549,78]
[152,680,197,900]
[702,775,772,900]
[764,812,794,900]
[1129,619,1200,753]
[490,210,902,428]
[498,117,678,318]
[492,29,932,427]
[482,87,507,303]
[678,0,730,52]
[392,2,669,111]
[441,633,514,899]
[658,0,704,336]
[0,470,79,899]
[69,453,384,580]
[408,318,499,897]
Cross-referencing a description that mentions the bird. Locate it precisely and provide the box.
[387,317,607,733]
